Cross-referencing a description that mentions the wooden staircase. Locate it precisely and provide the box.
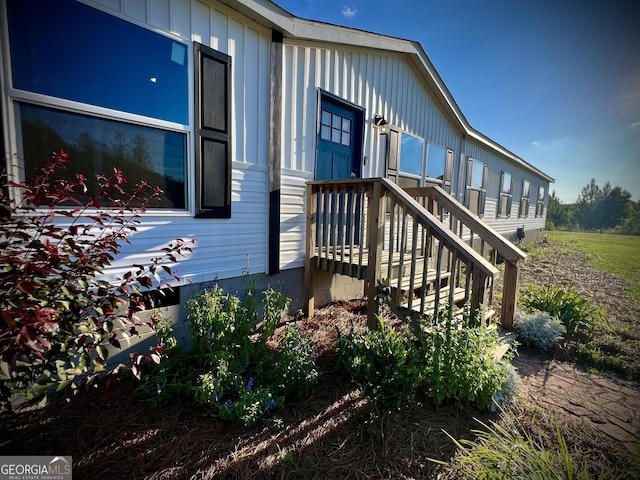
[304,178,526,330]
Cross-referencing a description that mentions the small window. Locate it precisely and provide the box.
[470,159,484,188]
[536,186,545,217]
[519,180,531,218]
[426,143,446,181]
[465,158,487,216]
[320,110,352,146]
[398,132,424,177]
[498,171,513,218]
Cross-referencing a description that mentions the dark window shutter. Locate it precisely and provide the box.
[386,128,400,183]
[479,163,488,217]
[519,179,528,217]
[194,42,232,218]
[464,157,473,208]
[443,148,453,194]
[507,174,513,216]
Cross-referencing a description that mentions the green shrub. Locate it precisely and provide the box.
[140,284,317,426]
[521,285,604,333]
[514,310,566,351]
[336,316,418,409]
[336,308,513,409]
[417,310,513,406]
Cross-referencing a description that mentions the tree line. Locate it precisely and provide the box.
[546,179,639,235]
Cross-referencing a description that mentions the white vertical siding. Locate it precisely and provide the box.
[280,42,461,270]
[147,0,170,31]
[80,0,271,283]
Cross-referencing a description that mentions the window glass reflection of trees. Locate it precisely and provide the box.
[19,103,185,209]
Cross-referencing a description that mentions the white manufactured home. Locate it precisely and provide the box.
[1,0,553,332]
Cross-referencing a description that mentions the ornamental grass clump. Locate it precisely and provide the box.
[521,285,604,333]
[514,310,566,352]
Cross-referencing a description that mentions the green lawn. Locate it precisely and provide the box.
[546,231,640,300]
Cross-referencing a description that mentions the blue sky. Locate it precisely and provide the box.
[273,0,639,203]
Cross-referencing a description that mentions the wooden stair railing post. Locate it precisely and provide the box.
[470,268,488,324]
[304,185,317,318]
[366,181,385,329]
[501,259,520,329]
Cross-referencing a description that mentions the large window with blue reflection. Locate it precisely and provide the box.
[7,0,188,124]
[7,0,189,209]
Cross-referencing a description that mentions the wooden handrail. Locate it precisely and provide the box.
[405,184,525,328]
[404,185,526,262]
[305,178,505,327]
[380,179,498,277]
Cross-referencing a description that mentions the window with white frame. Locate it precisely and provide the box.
[498,171,513,217]
[6,0,190,209]
[536,186,545,217]
[519,180,531,217]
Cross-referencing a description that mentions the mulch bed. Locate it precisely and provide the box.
[2,240,639,479]
[0,299,493,479]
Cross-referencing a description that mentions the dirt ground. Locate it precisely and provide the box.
[1,240,639,479]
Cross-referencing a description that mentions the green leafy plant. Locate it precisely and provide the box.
[521,285,605,333]
[140,284,317,426]
[514,310,566,351]
[434,405,634,480]
[336,307,513,409]
[0,151,193,411]
[336,315,418,409]
[438,418,594,479]
[416,308,513,406]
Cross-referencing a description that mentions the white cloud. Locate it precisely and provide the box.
[531,140,540,147]
[342,5,357,18]
[629,121,640,128]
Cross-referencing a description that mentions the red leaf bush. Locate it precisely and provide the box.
[0,151,193,411]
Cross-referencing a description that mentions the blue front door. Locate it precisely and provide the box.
[315,97,361,180]
[315,95,363,246]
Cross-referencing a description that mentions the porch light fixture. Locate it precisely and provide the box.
[373,114,388,135]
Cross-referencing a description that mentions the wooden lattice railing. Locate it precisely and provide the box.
[304,178,524,329]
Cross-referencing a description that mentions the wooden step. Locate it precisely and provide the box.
[402,286,467,316]
[395,269,451,293]
[491,325,517,360]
